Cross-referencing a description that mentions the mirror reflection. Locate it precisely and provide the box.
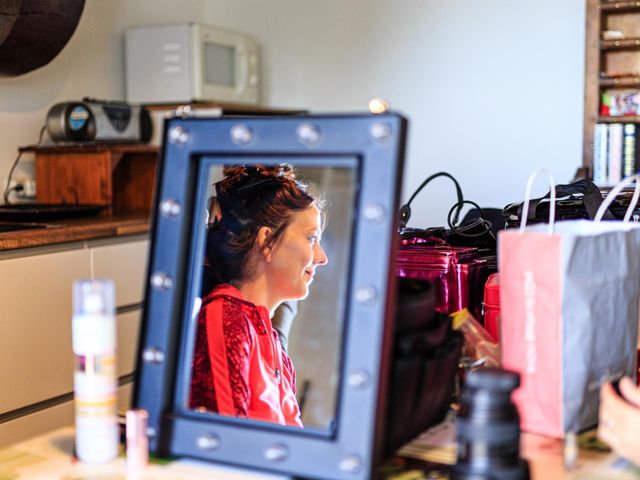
[188,163,355,431]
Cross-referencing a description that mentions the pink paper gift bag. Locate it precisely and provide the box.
[499,172,640,438]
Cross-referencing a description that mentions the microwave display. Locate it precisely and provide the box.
[204,43,234,87]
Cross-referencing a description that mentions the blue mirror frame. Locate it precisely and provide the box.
[134,113,407,479]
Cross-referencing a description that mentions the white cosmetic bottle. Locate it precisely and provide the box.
[72,279,119,464]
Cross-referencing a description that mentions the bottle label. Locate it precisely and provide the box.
[74,369,117,416]
[72,313,116,355]
[74,354,116,376]
[74,368,118,464]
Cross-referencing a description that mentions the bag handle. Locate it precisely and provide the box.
[399,172,464,229]
[594,175,640,223]
[517,179,615,222]
[447,199,496,241]
[520,169,556,235]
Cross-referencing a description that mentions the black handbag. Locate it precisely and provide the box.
[399,171,499,252]
[502,178,620,228]
[385,278,463,454]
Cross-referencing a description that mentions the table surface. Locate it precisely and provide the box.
[2,423,640,480]
[396,413,640,480]
[0,212,149,251]
[0,426,288,480]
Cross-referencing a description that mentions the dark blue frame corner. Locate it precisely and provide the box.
[134,113,407,480]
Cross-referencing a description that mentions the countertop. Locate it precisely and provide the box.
[0,426,288,480]
[0,211,150,251]
[3,424,640,480]
[396,413,640,479]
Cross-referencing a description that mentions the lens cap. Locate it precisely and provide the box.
[466,368,520,391]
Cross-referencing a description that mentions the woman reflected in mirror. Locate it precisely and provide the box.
[189,165,328,427]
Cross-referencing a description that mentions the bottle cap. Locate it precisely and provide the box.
[126,409,149,469]
[73,279,115,316]
[466,368,520,391]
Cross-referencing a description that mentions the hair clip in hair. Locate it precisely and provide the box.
[237,176,281,195]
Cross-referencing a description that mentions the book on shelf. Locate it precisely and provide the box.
[593,123,608,184]
[623,123,637,178]
[593,122,640,185]
[608,123,623,184]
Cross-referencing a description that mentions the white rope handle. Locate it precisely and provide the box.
[594,174,640,223]
[520,169,556,235]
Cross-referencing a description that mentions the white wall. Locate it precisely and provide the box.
[0,0,207,191]
[205,0,586,227]
[0,0,585,227]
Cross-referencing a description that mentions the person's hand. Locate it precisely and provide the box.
[598,376,640,466]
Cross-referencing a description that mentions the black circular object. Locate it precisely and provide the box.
[398,204,411,228]
[0,0,85,77]
[451,368,530,480]
[46,102,96,142]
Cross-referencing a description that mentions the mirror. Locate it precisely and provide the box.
[135,113,407,480]
[186,163,356,432]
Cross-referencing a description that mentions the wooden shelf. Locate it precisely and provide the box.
[582,0,640,174]
[21,144,159,215]
[143,101,306,116]
[19,144,158,154]
[600,1,640,13]
[597,115,640,122]
[599,76,640,87]
[600,37,640,50]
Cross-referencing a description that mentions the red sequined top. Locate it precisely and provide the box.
[189,284,302,427]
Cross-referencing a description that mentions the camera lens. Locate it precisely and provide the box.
[451,368,529,480]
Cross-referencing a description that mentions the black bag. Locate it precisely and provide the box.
[399,171,500,253]
[385,278,462,454]
[502,179,626,228]
[397,172,499,321]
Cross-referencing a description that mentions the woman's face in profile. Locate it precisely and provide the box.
[267,205,328,301]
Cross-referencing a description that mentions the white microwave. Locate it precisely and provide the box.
[125,23,260,105]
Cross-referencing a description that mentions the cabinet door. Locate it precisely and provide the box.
[117,309,142,377]
[90,239,149,307]
[0,248,90,414]
[0,383,133,448]
[0,399,74,448]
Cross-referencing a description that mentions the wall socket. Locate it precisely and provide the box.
[9,178,36,199]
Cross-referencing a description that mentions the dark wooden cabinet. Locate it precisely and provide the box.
[20,144,158,215]
[583,0,640,176]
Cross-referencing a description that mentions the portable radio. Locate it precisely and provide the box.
[46,98,152,143]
